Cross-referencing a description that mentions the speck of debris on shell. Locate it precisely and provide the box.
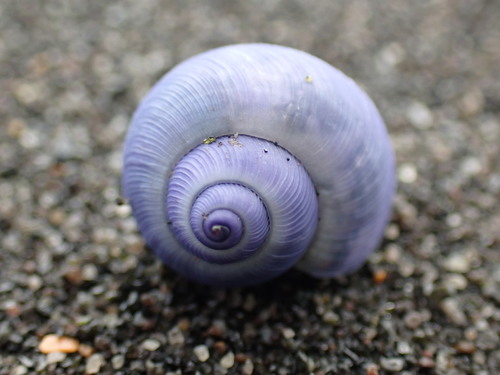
[203,136,216,144]
[228,135,242,147]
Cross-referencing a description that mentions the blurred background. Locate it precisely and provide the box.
[1,1,499,374]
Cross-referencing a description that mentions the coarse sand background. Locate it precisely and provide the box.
[0,1,499,374]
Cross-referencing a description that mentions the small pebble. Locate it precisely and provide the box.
[214,340,228,354]
[464,327,478,341]
[115,203,132,218]
[235,353,249,363]
[404,311,423,329]
[373,269,388,284]
[220,351,235,369]
[86,353,105,374]
[6,118,26,139]
[379,42,405,66]
[380,357,404,372]
[460,88,484,116]
[441,298,467,325]
[454,340,475,354]
[82,264,99,281]
[442,252,470,273]
[12,365,28,375]
[445,213,463,229]
[365,363,379,375]
[322,310,340,325]
[142,339,161,351]
[207,319,227,337]
[461,157,482,177]
[167,326,185,346]
[418,356,435,368]
[46,352,66,364]
[473,351,487,366]
[5,300,22,317]
[27,275,42,291]
[242,359,254,375]
[112,355,125,370]
[443,273,468,291]
[298,351,316,372]
[63,266,84,285]
[384,224,400,240]
[406,100,433,129]
[177,318,191,331]
[384,244,402,263]
[19,357,34,369]
[281,327,295,339]
[398,163,418,184]
[435,350,450,371]
[78,344,95,358]
[397,341,412,355]
[193,345,210,362]
[39,334,80,354]
[398,260,415,277]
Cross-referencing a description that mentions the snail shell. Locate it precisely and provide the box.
[122,44,395,286]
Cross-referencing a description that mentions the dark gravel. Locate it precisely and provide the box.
[1,1,499,374]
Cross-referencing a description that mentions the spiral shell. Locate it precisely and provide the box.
[123,44,395,286]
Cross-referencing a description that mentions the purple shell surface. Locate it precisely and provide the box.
[122,44,395,286]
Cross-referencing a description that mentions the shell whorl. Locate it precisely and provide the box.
[165,135,318,283]
[122,43,396,286]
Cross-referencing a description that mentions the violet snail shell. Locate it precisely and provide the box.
[122,44,396,287]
